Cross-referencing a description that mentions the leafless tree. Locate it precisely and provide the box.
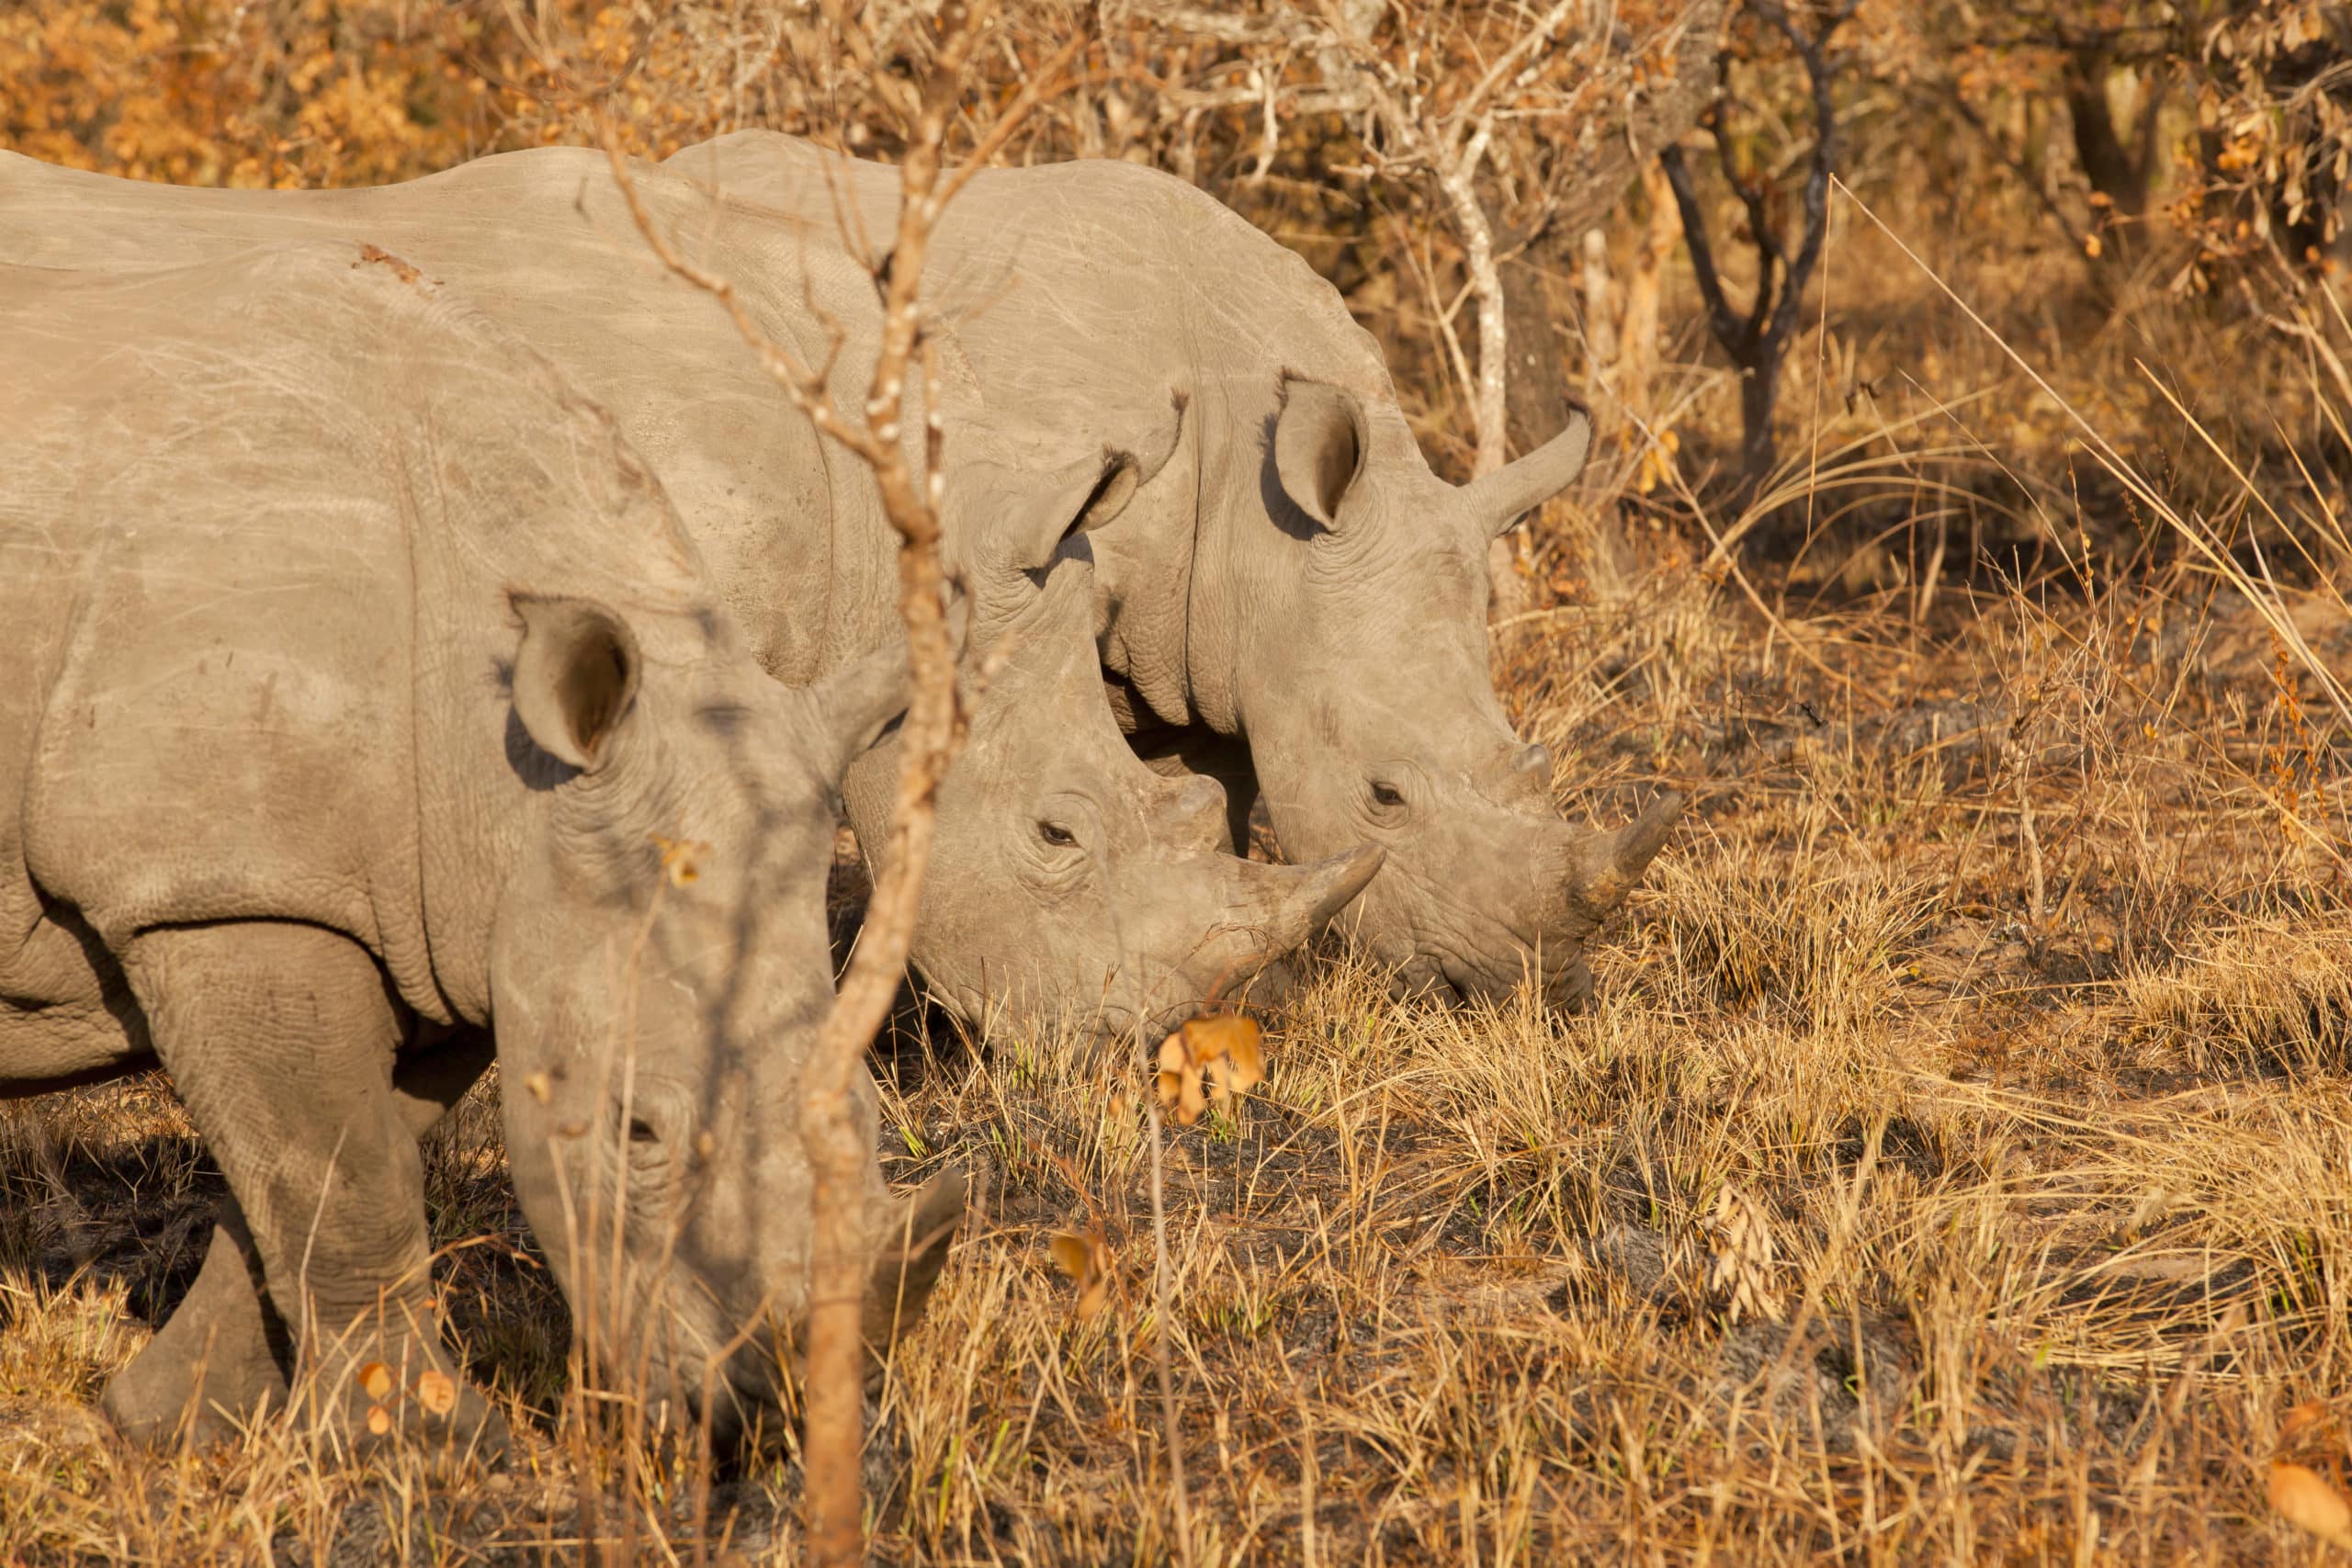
[1658,0,1855,497]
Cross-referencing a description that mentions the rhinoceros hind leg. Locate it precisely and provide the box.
[118,921,501,1462]
[102,1204,290,1447]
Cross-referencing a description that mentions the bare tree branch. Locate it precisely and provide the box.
[1658,141,1745,353]
[1104,3,1732,615]
[603,3,1079,1558]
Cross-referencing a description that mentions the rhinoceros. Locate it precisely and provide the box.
[0,243,958,1450]
[664,133,1683,1008]
[0,147,1381,1037]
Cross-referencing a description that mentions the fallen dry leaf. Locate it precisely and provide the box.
[356,1361,393,1402]
[2270,1460,2352,1549]
[1156,1033,1207,1125]
[1157,1012,1266,1125]
[1203,1015,1264,1101]
[1048,1230,1112,1321]
[414,1370,458,1417]
[366,1404,393,1438]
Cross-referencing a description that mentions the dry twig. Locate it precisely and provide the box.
[601,3,1076,1558]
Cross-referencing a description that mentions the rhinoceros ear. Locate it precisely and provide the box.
[1462,403,1594,539]
[1273,374,1368,529]
[948,393,1186,575]
[511,595,641,771]
[805,638,912,784]
[981,447,1141,576]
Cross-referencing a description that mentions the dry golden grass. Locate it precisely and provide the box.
[7,544,2347,1562]
[6,91,2352,1568]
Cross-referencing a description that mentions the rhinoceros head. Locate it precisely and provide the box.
[485,594,943,1439]
[841,406,1384,1039]
[1239,374,1682,1008]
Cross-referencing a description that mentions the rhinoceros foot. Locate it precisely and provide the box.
[300,1325,509,1468]
[104,1212,508,1463]
[102,1216,291,1448]
[105,1235,510,1467]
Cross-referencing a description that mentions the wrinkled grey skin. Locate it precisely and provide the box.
[666,134,1683,1008]
[0,146,1378,1035]
[907,554,1381,1033]
[0,247,956,1452]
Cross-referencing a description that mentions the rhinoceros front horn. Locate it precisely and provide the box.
[1265,842,1385,946]
[1556,790,1684,927]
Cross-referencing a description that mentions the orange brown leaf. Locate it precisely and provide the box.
[1156,1032,1207,1126]
[1193,1013,1265,1100]
[1048,1230,1112,1321]
[2269,1461,2352,1549]
[414,1369,458,1417]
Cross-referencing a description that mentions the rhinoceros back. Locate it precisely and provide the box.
[667,131,1408,469]
[0,146,901,688]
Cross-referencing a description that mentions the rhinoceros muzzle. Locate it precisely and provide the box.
[1360,789,1686,1009]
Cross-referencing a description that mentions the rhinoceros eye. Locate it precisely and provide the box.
[1369,782,1407,809]
[1038,820,1080,849]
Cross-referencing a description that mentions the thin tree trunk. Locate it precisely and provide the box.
[1504,243,1571,457]
[1578,229,1618,390]
[1434,127,1527,616]
[1498,0,1727,605]
[2064,51,2154,218]
[1617,164,1679,426]
[1740,363,1779,486]
[1438,135,1509,478]
[1551,226,1634,602]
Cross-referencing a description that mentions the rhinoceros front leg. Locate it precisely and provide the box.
[114,922,498,1457]
[104,1030,498,1448]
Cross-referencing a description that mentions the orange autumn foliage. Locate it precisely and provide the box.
[0,1,957,192]
[0,0,511,187]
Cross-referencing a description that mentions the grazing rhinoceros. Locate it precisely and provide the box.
[909,551,1379,1032]
[0,244,956,1450]
[664,132,1683,1008]
[0,146,1379,1035]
